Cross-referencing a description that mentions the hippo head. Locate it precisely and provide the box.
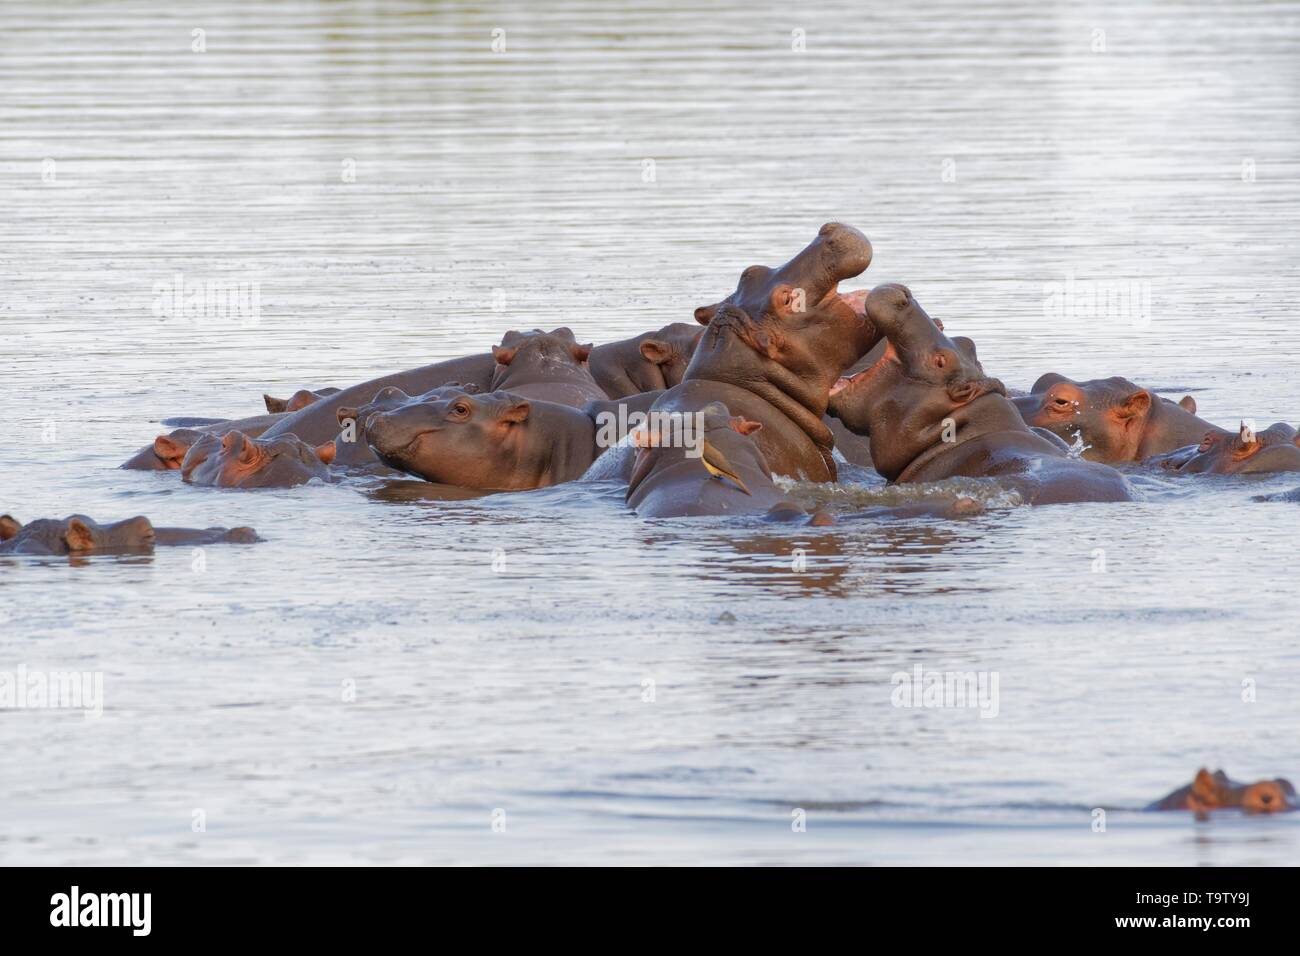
[690,222,878,392]
[0,514,157,554]
[330,383,482,466]
[147,428,205,470]
[364,385,537,489]
[828,284,1006,481]
[491,328,593,383]
[1011,374,1167,461]
[1185,768,1297,813]
[264,387,334,415]
[1240,778,1297,813]
[633,323,704,391]
[1157,422,1300,474]
[626,401,765,498]
[181,430,332,488]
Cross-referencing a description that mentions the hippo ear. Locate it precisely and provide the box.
[492,345,517,366]
[63,518,96,553]
[728,416,763,437]
[499,400,531,425]
[694,302,721,326]
[570,343,593,365]
[315,441,336,465]
[264,394,288,413]
[769,284,801,318]
[337,406,360,426]
[153,434,193,467]
[1115,390,1152,422]
[1178,395,1197,414]
[639,339,672,366]
[1031,373,1069,394]
[0,515,21,541]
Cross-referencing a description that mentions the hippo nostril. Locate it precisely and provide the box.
[1262,793,1273,803]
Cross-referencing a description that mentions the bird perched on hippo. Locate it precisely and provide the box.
[828,284,1131,505]
[624,401,829,522]
[652,222,881,484]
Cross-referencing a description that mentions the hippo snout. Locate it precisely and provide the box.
[817,222,873,276]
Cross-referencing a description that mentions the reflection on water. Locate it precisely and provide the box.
[1,0,1299,864]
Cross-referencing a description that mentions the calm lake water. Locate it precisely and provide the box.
[2,0,1298,864]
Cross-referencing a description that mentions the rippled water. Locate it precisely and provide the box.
[2,0,1298,864]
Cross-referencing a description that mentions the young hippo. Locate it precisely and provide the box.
[1012,374,1225,462]
[326,383,482,472]
[1150,422,1300,474]
[259,352,499,445]
[181,430,333,488]
[365,386,598,490]
[0,514,258,555]
[1148,768,1296,814]
[625,401,822,521]
[654,222,880,483]
[120,412,286,470]
[588,323,703,398]
[828,285,1131,505]
[263,386,340,414]
[489,328,609,407]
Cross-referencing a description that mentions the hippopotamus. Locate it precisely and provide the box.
[588,323,703,398]
[1149,422,1300,474]
[325,383,482,472]
[0,514,259,555]
[1012,374,1224,462]
[1148,768,1295,814]
[259,353,499,445]
[365,385,598,490]
[651,223,880,484]
[489,328,608,407]
[263,386,340,414]
[827,284,1131,505]
[625,401,824,521]
[121,412,287,470]
[181,430,333,488]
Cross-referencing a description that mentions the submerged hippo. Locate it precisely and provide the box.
[259,353,499,446]
[588,323,703,398]
[1148,768,1295,814]
[121,412,286,470]
[1149,422,1300,474]
[1012,374,1224,462]
[182,430,333,488]
[490,328,608,407]
[263,386,341,414]
[365,385,598,490]
[653,223,880,484]
[828,284,1131,505]
[0,514,259,555]
[626,401,822,521]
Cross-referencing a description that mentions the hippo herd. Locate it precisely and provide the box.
[7,221,1300,555]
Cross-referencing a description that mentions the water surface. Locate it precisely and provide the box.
[2,0,1298,864]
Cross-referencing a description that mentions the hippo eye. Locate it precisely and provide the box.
[933,353,948,370]
[1198,436,1215,452]
[451,402,471,418]
[1049,396,1073,411]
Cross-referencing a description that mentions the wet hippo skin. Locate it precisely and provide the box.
[1012,373,1227,462]
[588,323,703,398]
[263,386,341,414]
[259,353,499,446]
[489,328,608,408]
[181,431,334,488]
[625,401,821,521]
[0,514,259,555]
[365,385,598,490]
[828,284,1131,505]
[651,223,880,484]
[121,412,287,471]
[1148,768,1295,813]
[1148,421,1300,474]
